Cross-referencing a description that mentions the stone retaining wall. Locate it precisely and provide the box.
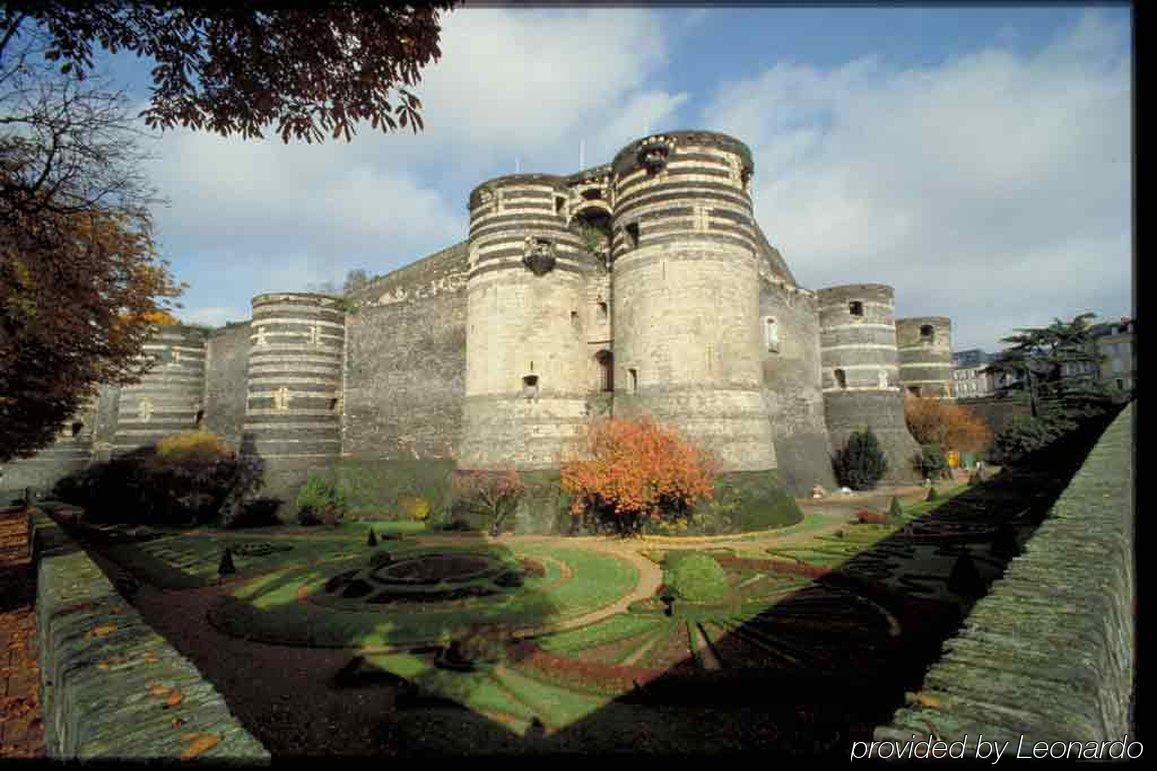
[30,510,268,760]
[874,403,1135,747]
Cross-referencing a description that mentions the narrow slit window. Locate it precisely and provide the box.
[834,368,847,389]
[193,409,204,427]
[596,350,614,392]
[764,317,780,352]
[628,368,638,393]
[70,421,83,437]
[624,223,639,248]
[849,301,863,317]
[554,194,567,216]
[597,300,608,320]
[570,310,580,329]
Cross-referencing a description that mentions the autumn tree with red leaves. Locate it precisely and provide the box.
[904,394,993,454]
[561,418,717,537]
[451,469,525,536]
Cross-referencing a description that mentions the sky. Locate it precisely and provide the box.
[101,4,1131,352]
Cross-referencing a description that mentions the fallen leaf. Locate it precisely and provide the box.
[148,683,169,698]
[87,624,117,638]
[915,693,942,709]
[179,732,221,759]
[170,717,187,728]
[165,688,184,707]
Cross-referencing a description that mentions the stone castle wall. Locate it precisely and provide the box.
[818,284,921,482]
[2,130,948,504]
[897,316,954,398]
[343,243,468,461]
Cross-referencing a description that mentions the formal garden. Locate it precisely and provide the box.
[16,390,1129,756]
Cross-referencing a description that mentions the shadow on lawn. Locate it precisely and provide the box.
[67,409,1121,757]
[366,408,1118,757]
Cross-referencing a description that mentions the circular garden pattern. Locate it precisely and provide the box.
[209,542,639,649]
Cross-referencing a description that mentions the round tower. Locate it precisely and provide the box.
[459,173,602,469]
[113,325,207,454]
[243,293,346,494]
[817,284,920,482]
[896,317,954,398]
[608,131,775,471]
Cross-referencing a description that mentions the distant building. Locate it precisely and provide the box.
[1090,317,1135,393]
[952,348,996,399]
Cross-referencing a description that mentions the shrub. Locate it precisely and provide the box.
[296,474,347,526]
[54,431,258,526]
[662,551,729,604]
[912,444,950,480]
[833,428,888,491]
[561,418,716,536]
[904,394,992,454]
[450,470,525,535]
[989,411,1081,465]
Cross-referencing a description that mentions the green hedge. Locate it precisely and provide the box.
[662,551,729,603]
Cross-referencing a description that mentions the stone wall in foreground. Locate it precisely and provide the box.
[874,403,1135,747]
[30,510,268,761]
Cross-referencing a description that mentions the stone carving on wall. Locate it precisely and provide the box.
[523,237,557,276]
[637,136,675,175]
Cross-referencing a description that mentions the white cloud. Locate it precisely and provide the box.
[144,7,687,323]
[705,11,1131,350]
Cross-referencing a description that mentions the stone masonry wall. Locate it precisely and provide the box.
[874,403,1135,747]
[343,242,469,460]
[760,278,835,493]
[202,322,251,447]
[30,510,268,760]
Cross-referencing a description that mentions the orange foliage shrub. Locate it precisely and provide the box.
[904,395,993,453]
[560,418,716,536]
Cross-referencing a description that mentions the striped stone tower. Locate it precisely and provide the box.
[896,317,954,398]
[243,293,347,495]
[609,131,775,471]
[459,173,603,469]
[112,325,208,454]
[817,284,920,482]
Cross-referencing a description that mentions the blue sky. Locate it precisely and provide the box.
[100,4,1130,351]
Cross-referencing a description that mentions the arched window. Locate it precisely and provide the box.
[595,350,614,392]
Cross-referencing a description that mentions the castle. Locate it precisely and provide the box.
[2,131,956,501]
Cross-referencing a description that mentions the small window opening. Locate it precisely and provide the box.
[849,301,863,317]
[834,368,847,389]
[1117,378,1125,390]
[920,324,935,342]
[596,350,614,392]
[521,374,539,400]
[907,386,920,396]
[764,317,780,352]
[328,398,339,412]
[628,368,638,393]
[193,410,204,428]
[597,300,608,320]
[624,222,639,248]
[570,310,580,328]
[554,194,567,215]
[70,421,83,437]
[581,188,602,201]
